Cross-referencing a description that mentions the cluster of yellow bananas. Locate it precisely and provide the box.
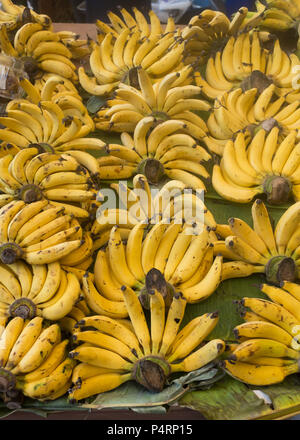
[212,129,300,204]
[0,316,74,404]
[216,199,300,285]
[0,200,83,265]
[55,30,90,60]
[17,75,94,130]
[0,95,105,154]
[181,7,269,65]
[204,84,300,155]
[68,291,225,401]
[78,8,184,96]
[86,218,223,314]
[0,0,51,32]
[0,261,81,322]
[91,175,216,250]
[94,67,210,133]
[94,118,211,190]
[0,148,100,218]
[222,281,300,385]
[196,35,300,102]
[248,0,300,32]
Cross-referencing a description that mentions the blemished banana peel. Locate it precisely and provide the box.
[79,8,183,96]
[0,98,105,154]
[94,119,211,189]
[196,33,300,103]
[0,315,75,403]
[0,200,83,265]
[212,129,300,205]
[67,297,225,401]
[95,67,210,133]
[220,199,300,285]
[0,148,100,220]
[204,85,300,156]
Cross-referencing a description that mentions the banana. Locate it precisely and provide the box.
[69,345,133,371]
[82,273,128,319]
[225,236,269,265]
[141,220,169,275]
[0,317,24,367]
[158,292,187,357]
[171,339,225,373]
[260,283,300,323]
[68,372,132,402]
[228,217,270,257]
[234,321,294,347]
[108,226,139,288]
[11,323,61,374]
[241,297,300,336]
[18,357,75,400]
[5,317,43,370]
[229,338,300,362]
[73,330,137,363]
[77,315,143,358]
[94,249,124,302]
[221,261,265,281]
[167,311,219,362]
[126,222,147,282]
[221,360,299,385]
[181,255,223,303]
[275,201,300,254]
[24,240,82,265]
[121,284,151,355]
[212,165,261,204]
[163,224,193,282]
[170,227,209,285]
[0,200,25,243]
[251,199,278,255]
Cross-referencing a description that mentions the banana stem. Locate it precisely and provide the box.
[0,243,23,264]
[265,255,297,285]
[263,175,292,205]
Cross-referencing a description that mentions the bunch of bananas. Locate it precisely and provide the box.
[222,281,300,385]
[0,147,100,219]
[0,18,78,81]
[0,261,81,321]
[0,200,83,265]
[88,219,223,310]
[56,30,90,61]
[78,9,184,96]
[181,8,268,65]
[248,0,300,32]
[219,199,300,285]
[91,175,216,250]
[94,119,211,189]
[196,34,300,102]
[94,67,210,133]
[0,0,51,32]
[212,128,300,204]
[68,291,225,401]
[0,316,75,404]
[18,75,94,131]
[204,84,300,155]
[0,97,105,153]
